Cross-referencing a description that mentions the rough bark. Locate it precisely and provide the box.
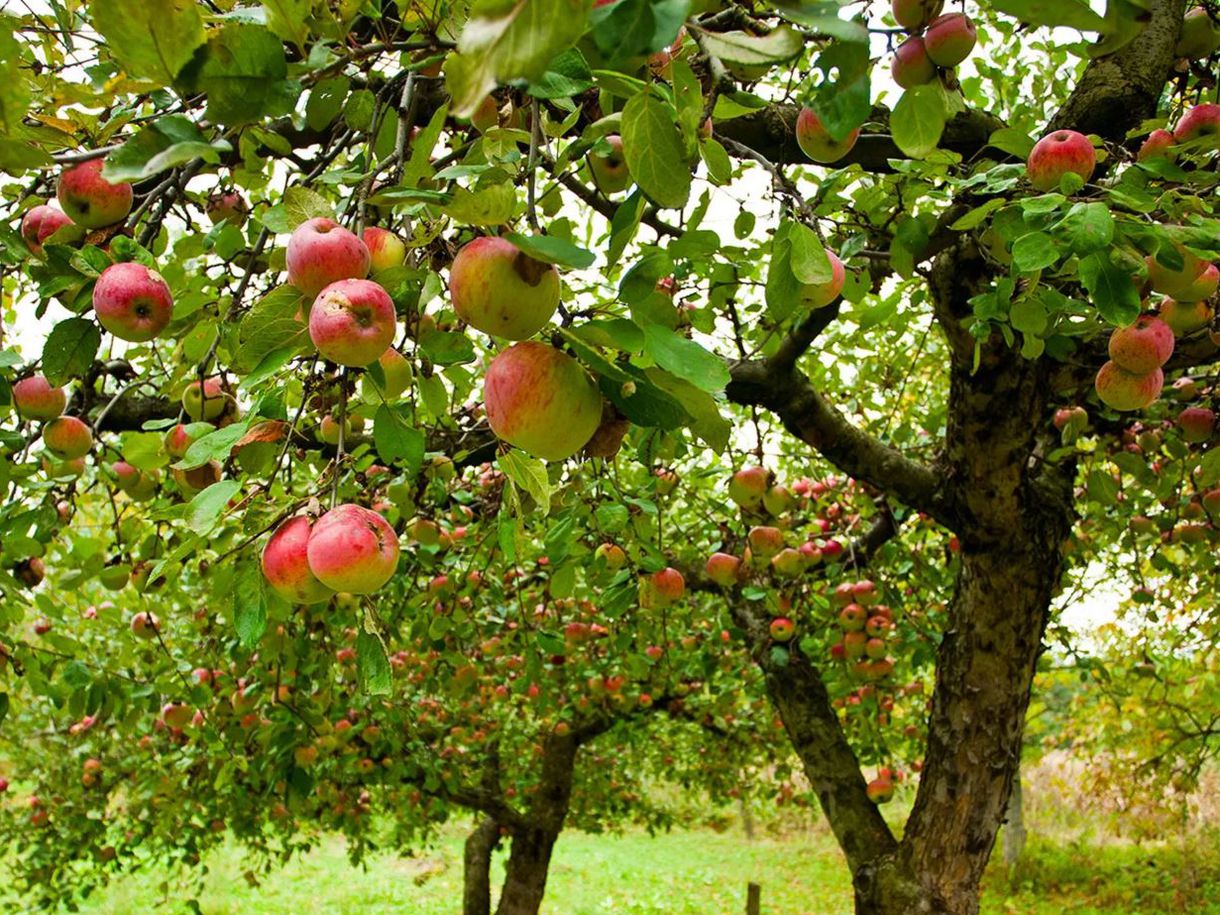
[463,817,501,915]
[1003,774,1026,872]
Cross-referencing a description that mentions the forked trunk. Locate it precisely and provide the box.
[494,825,561,915]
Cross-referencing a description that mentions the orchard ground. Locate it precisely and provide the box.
[24,758,1220,915]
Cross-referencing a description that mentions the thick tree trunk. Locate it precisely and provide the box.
[463,816,501,915]
[494,825,562,915]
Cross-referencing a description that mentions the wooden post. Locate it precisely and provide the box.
[746,882,761,915]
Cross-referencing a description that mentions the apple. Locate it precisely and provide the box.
[286,217,370,297]
[843,630,868,659]
[748,526,785,560]
[161,702,193,729]
[131,611,159,639]
[892,37,937,89]
[1173,102,1220,147]
[647,567,685,607]
[56,158,132,229]
[763,484,794,516]
[799,250,846,309]
[729,466,769,510]
[318,414,351,445]
[1094,361,1163,411]
[705,552,743,587]
[866,777,894,803]
[1138,129,1176,162]
[164,423,198,458]
[42,415,92,459]
[263,515,336,604]
[93,262,174,342]
[769,617,795,641]
[1176,7,1220,58]
[795,107,860,164]
[866,615,891,638]
[469,95,500,133]
[892,0,943,29]
[483,341,602,461]
[206,191,248,227]
[1145,248,1217,302]
[182,377,230,421]
[594,543,627,571]
[588,135,631,194]
[1159,298,1212,335]
[360,347,412,402]
[13,375,66,421]
[1053,405,1088,431]
[20,204,74,255]
[309,278,397,367]
[1026,130,1096,191]
[363,227,407,274]
[450,237,560,340]
[924,13,977,67]
[771,548,807,577]
[839,603,867,632]
[1177,406,1215,443]
[306,504,400,594]
[1107,316,1174,374]
[172,460,222,493]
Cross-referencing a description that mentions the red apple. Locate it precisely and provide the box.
[20,204,74,255]
[57,158,132,229]
[263,516,336,604]
[363,227,407,274]
[1138,129,1176,162]
[795,107,860,165]
[924,13,977,67]
[42,415,92,459]
[647,567,685,607]
[748,526,785,561]
[729,466,769,510]
[306,504,400,594]
[769,617,795,641]
[131,611,159,639]
[1177,406,1215,443]
[1094,361,1163,411]
[705,552,743,587]
[93,262,174,342]
[892,37,937,89]
[450,237,560,340]
[286,217,370,297]
[866,777,894,803]
[589,135,631,194]
[483,342,602,461]
[13,375,66,421]
[839,604,867,632]
[1026,130,1096,191]
[309,278,397,367]
[1172,102,1220,147]
[206,191,248,227]
[164,423,197,458]
[1107,316,1174,373]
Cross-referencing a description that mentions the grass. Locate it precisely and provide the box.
[57,820,1220,915]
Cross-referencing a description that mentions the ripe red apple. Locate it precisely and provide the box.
[799,250,846,309]
[594,542,627,571]
[1177,406,1215,443]
[1145,249,1217,302]
[450,237,560,340]
[182,377,230,421]
[1026,130,1096,191]
[589,135,631,194]
[866,777,894,803]
[729,465,769,510]
[93,261,174,342]
[892,37,937,89]
[1107,316,1174,374]
[263,515,336,604]
[363,227,407,274]
[306,504,400,594]
[13,375,66,421]
[1175,7,1220,58]
[1094,361,1163,411]
[924,13,977,67]
[309,278,397,367]
[1053,405,1088,430]
[483,341,602,461]
[795,107,860,164]
[161,702,193,729]
[42,415,92,459]
[1172,102,1220,147]
[892,0,943,28]
[838,603,867,632]
[206,191,248,227]
[647,567,685,607]
[164,423,197,458]
[769,617,795,641]
[705,552,743,587]
[131,611,159,639]
[286,217,370,297]
[21,204,74,255]
[1138,129,1176,162]
[57,158,132,229]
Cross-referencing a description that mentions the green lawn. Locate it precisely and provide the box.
[56,824,1220,914]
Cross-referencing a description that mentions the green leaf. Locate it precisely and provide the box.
[621,91,691,210]
[261,0,311,51]
[442,180,517,226]
[991,0,1108,32]
[504,232,595,268]
[0,20,31,133]
[891,85,946,158]
[1009,297,1048,336]
[765,220,801,320]
[589,0,689,65]
[1080,251,1141,326]
[356,630,393,695]
[698,25,804,65]
[0,693,8,731]
[808,41,870,142]
[988,127,1036,159]
[176,23,294,127]
[42,318,100,386]
[186,480,242,532]
[418,330,477,365]
[62,660,91,690]
[607,192,646,268]
[373,405,426,474]
[1010,232,1059,272]
[306,77,349,132]
[445,0,594,117]
[233,560,267,649]
[1058,202,1114,256]
[180,421,252,470]
[283,186,333,229]
[788,223,831,285]
[700,138,733,186]
[771,2,869,41]
[233,285,309,375]
[950,199,1007,231]
[641,324,729,393]
[91,0,205,86]
[526,48,594,99]
[500,450,553,514]
[103,116,231,182]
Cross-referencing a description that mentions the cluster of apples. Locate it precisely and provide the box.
[12,374,93,469]
[1095,316,1176,411]
[261,506,400,603]
[827,580,897,681]
[890,0,978,90]
[1139,102,1220,161]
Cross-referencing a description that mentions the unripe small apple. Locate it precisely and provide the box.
[924,13,977,68]
[1108,316,1174,374]
[770,548,807,577]
[892,0,942,29]
[1158,298,1212,336]
[705,552,743,587]
[93,262,174,343]
[1176,7,1220,58]
[263,515,336,604]
[763,484,794,516]
[1094,361,1163,411]
[182,378,229,421]
[161,702,193,729]
[164,423,197,458]
[865,637,888,660]
[286,218,370,297]
[892,37,937,89]
[450,237,560,341]
[1026,130,1096,191]
[769,617,795,641]
[588,135,631,194]
[843,630,867,659]
[363,227,407,274]
[306,504,400,594]
[42,415,92,459]
[309,278,397,367]
[795,107,859,164]
[57,158,132,229]
[21,204,74,255]
[729,466,769,510]
[594,542,627,571]
[206,191,248,227]
[13,375,66,421]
